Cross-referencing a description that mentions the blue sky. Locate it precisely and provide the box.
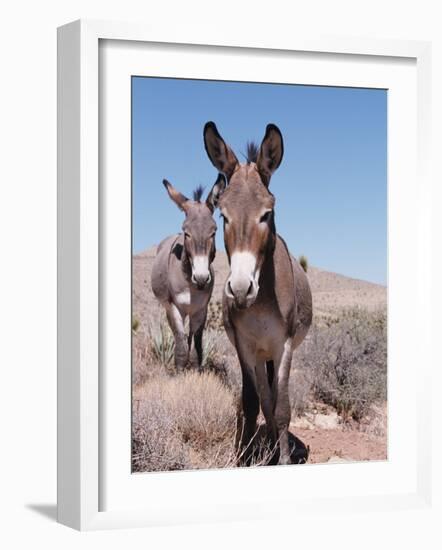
[132,77,387,285]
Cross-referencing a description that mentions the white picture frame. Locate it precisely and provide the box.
[57,19,433,531]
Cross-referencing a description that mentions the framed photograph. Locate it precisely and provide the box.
[57,20,432,530]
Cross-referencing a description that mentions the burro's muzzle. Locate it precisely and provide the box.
[225,251,259,309]
[191,255,212,289]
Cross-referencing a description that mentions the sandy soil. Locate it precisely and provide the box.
[294,426,387,464]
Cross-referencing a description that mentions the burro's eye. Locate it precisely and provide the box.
[184,232,191,239]
[259,210,272,223]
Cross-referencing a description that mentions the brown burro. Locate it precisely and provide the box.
[151,175,226,371]
[203,121,312,465]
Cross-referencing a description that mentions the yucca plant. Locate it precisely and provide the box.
[149,318,175,367]
[201,331,218,368]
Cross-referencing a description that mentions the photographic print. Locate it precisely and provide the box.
[131,77,387,472]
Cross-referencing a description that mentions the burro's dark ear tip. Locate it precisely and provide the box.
[204,121,220,138]
[265,123,283,137]
[257,124,284,183]
[162,179,170,189]
[264,123,284,161]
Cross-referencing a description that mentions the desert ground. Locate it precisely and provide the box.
[132,245,387,471]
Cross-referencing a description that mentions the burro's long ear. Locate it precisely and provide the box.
[162,179,189,212]
[203,122,239,180]
[206,173,226,213]
[256,124,284,187]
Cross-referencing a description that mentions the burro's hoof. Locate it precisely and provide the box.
[289,432,309,464]
[240,425,310,466]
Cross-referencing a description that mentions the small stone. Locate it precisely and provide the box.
[314,412,340,430]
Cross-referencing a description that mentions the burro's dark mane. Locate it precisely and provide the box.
[193,184,205,202]
[246,141,259,164]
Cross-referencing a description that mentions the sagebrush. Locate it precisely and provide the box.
[294,308,387,421]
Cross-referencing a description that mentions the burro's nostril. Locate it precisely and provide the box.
[246,280,253,297]
[227,281,234,296]
[193,271,210,289]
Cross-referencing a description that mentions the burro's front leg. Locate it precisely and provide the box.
[255,361,278,453]
[165,302,188,371]
[235,341,260,465]
[189,309,207,370]
[274,338,294,465]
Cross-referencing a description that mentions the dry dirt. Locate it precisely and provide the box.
[295,426,387,464]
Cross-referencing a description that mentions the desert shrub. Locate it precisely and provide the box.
[289,368,312,418]
[132,371,237,472]
[296,308,387,421]
[299,255,308,273]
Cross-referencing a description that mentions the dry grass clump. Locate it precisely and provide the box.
[132,371,237,472]
[132,315,170,385]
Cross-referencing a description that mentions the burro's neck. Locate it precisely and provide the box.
[257,244,277,304]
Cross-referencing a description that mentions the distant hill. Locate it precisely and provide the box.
[132,246,386,324]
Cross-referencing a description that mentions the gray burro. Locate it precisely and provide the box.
[203,121,312,466]
[151,174,226,371]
